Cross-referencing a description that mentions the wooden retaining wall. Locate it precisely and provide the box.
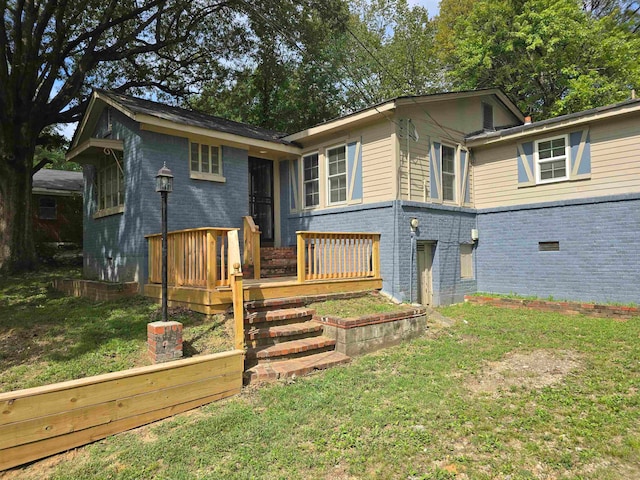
[0,350,244,471]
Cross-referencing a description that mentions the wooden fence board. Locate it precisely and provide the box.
[0,350,244,471]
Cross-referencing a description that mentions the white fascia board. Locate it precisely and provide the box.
[284,102,396,143]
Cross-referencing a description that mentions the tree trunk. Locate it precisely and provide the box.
[0,138,38,274]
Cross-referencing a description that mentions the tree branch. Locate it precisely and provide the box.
[32,158,53,175]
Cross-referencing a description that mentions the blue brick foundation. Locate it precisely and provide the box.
[476,194,640,304]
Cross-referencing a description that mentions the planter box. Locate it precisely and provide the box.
[317,307,427,356]
[53,278,138,301]
[464,295,639,320]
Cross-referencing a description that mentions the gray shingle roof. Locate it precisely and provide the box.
[466,97,640,142]
[33,169,83,193]
[97,90,294,145]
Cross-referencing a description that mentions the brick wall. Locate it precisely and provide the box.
[476,194,640,304]
[83,109,250,286]
[283,200,477,305]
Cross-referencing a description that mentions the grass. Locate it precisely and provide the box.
[308,293,414,318]
[0,267,232,393]
[11,303,640,479]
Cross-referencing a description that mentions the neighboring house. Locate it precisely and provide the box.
[32,169,83,246]
[67,89,640,305]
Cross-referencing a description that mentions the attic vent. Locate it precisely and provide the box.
[482,103,494,130]
[538,241,560,252]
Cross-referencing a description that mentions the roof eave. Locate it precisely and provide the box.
[284,101,396,143]
[466,101,640,147]
[137,115,302,155]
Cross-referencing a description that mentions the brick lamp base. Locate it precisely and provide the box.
[147,321,183,363]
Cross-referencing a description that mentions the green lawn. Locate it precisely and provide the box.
[9,303,639,479]
[0,268,231,393]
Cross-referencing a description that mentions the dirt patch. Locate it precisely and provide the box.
[466,349,582,395]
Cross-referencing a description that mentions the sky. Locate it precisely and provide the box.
[59,0,441,141]
[409,0,440,17]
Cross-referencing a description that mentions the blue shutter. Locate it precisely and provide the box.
[347,141,362,202]
[517,141,535,186]
[569,129,591,178]
[460,149,470,204]
[430,142,441,201]
[289,159,299,211]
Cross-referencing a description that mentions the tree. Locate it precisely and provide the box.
[191,1,349,132]
[0,0,346,273]
[445,0,640,118]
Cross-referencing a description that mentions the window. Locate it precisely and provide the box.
[96,155,124,212]
[38,197,56,220]
[190,142,222,180]
[482,103,494,130]
[327,145,347,204]
[441,144,456,202]
[535,135,568,183]
[460,244,473,279]
[303,153,319,207]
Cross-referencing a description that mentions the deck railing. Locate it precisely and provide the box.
[242,216,261,279]
[296,231,381,283]
[147,227,239,288]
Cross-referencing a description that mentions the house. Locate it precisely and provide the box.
[32,169,83,247]
[66,88,640,308]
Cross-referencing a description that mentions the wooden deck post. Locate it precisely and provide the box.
[372,234,381,278]
[296,232,306,283]
[206,230,217,290]
[230,267,244,351]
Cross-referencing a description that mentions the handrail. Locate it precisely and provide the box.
[145,227,237,238]
[242,216,261,279]
[147,227,240,288]
[296,231,381,283]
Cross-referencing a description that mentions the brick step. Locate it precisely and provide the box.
[244,297,307,312]
[245,336,336,363]
[244,350,351,384]
[245,321,323,348]
[260,247,297,260]
[259,266,297,278]
[245,320,323,341]
[244,307,315,326]
[261,257,297,267]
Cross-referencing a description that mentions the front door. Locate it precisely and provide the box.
[248,157,274,244]
[417,242,434,306]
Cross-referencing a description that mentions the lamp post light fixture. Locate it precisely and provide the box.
[156,163,173,322]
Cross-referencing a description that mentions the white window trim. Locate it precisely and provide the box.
[534,134,569,185]
[189,141,225,182]
[95,155,125,217]
[302,151,320,209]
[440,143,457,203]
[326,144,347,206]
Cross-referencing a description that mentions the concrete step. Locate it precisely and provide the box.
[244,350,351,384]
[259,265,297,278]
[246,335,336,363]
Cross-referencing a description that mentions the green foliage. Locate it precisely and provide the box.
[444,0,640,118]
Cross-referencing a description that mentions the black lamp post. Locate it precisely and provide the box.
[156,163,173,322]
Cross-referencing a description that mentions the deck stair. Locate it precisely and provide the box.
[243,296,350,384]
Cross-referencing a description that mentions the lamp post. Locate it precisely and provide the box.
[156,163,173,322]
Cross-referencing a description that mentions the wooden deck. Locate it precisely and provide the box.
[144,276,383,314]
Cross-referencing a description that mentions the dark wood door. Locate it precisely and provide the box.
[249,157,274,244]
